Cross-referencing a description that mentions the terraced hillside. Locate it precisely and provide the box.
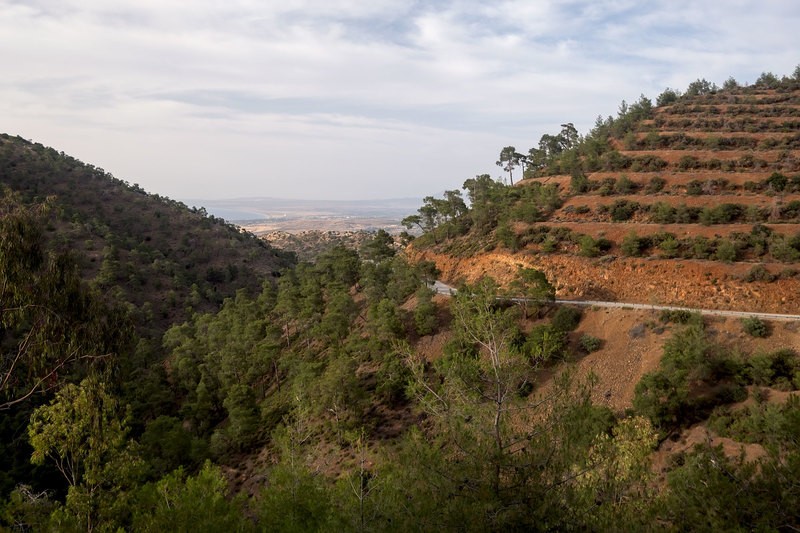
[411,80,800,313]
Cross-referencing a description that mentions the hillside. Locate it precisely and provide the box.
[3,74,800,532]
[409,77,800,314]
[0,134,295,335]
[0,133,296,512]
[380,73,800,530]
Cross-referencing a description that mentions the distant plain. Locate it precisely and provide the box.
[190,196,421,233]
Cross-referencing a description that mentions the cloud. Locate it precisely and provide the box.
[0,1,798,200]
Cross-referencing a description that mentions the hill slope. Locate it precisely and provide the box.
[0,133,295,335]
[410,78,800,313]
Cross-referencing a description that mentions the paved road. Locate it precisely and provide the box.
[431,280,457,295]
[430,281,800,322]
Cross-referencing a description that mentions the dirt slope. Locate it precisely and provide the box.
[411,248,800,314]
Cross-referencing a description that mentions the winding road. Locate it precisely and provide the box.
[430,281,800,322]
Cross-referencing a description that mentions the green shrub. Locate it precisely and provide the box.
[541,235,558,253]
[551,306,583,332]
[578,235,600,257]
[686,180,703,195]
[765,172,788,192]
[633,323,742,431]
[598,178,617,196]
[615,175,636,194]
[746,349,798,387]
[650,202,675,224]
[659,237,680,258]
[744,264,776,283]
[645,176,666,194]
[579,334,602,353]
[715,239,737,263]
[570,172,590,194]
[525,324,567,363]
[780,200,800,219]
[679,156,701,171]
[496,222,518,251]
[414,287,438,336]
[742,317,769,338]
[621,232,645,257]
[610,200,639,221]
[659,309,696,324]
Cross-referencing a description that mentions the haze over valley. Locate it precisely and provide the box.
[192,196,422,233]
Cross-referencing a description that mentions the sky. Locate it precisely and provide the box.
[1,1,798,202]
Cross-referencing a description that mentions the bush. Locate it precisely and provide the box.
[551,306,583,332]
[578,235,601,257]
[579,334,602,353]
[650,202,675,224]
[765,172,788,192]
[679,156,701,171]
[621,232,645,257]
[746,349,798,387]
[742,317,769,338]
[659,237,680,258]
[570,172,590,194]
[631,155,668,172]
[610,200,639,221]
[645,176,666,194]
[715,239,737,263]
[615,175,636,194]
[744,264,776,283]
[496,222,518,251]
[598,178,617,196]
[414,287,438,336]
[525,324,567,363]
[686,180,703,195]
[659,309,697,324]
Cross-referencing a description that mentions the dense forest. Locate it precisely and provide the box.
[2,72,800,531]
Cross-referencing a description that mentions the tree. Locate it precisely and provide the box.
[722,77,740,90]
[461,174,508,233]
[409,277,529,498]
[315,287,358,345]
[28,376,142,531]
[755,71,780,88]
[413,287,438,336]
[0,194,131,409]
[210,384,262,457]
[496,146,522,185]
[367,298,404,343]
[359,230,395,262]
[400,214,424,233]
[656,88,680,106]
[685,78,717,96]
[334,428,385,532]
[526,123,581,176]
[506,267,555,318]
[315,246,360,288]
[132,462,251,532]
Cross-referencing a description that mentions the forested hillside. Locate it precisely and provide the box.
[2,71,800,531]
[0,134,294,336]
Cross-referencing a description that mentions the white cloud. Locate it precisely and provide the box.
[0,0,798,201]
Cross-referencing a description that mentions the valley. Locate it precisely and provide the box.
[3,73,800,531]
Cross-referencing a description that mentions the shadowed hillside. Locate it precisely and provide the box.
[0,134,295,336]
